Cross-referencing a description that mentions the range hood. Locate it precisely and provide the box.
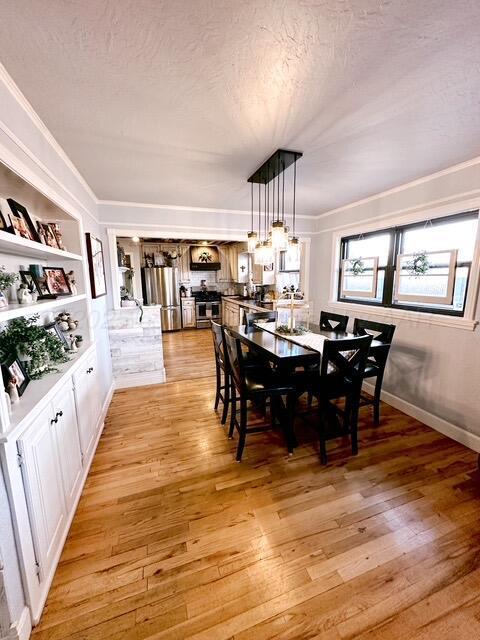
[190,245,221,271]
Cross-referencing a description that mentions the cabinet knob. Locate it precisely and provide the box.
[51,417,58,425]
[56,411,63,419]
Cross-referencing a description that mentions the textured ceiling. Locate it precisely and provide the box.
[1,0,480,215]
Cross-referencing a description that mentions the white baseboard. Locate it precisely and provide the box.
[5,607,31,640]
[114,369,166,389]
[364,382,480,454]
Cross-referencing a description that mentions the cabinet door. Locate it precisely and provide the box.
[237,252,249,283]
[87,352,102,431]
[52,383,83,512]
[18,404,66,581]
[73,364,95,462]
[182,305,195,328]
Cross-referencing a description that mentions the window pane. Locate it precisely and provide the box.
[402,217,478,261]
[342,269,385,303]
[346,233,391,266]
[397,267,451,299]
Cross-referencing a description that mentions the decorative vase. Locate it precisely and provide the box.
[0,291,8,309]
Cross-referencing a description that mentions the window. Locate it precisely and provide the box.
[338,211,478,316]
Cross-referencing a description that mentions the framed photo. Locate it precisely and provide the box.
[37,222,59,248]
[44,322,70,349]
[86,233,106,298]
[50,223,65,250]
[2,354,29,396]
[7,199,40,243]
[43,267,72,296]
[19,270,36,292]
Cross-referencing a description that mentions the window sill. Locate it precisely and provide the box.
[328,300,478,331]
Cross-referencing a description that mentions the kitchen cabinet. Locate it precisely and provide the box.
[237,252,249,283]
[181,298,196,328]
[178,246,191,283]
[252,263,275,286]
[223,299,243,326]
[217,245,233,282]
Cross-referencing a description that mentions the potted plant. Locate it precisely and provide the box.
[0,266,19,307]
[0,314,69,379]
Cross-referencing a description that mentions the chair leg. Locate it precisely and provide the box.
[350,400,360,456]
[318,399,328,465]
[373,374,383,426]
[221,372,230,425]
[307,390,313,408]
[214,363,221,410]
[229,385,236,439]
[236,398,248,462]
[284,392,297,454]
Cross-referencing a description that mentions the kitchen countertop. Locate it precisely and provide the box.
[222,296,275,313]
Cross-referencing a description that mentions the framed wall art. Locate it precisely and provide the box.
[86,233,107,298]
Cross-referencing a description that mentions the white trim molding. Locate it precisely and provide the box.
[364,381,480,454]
[3,606,31,640]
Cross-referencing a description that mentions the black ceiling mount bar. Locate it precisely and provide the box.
[247,148,303,184]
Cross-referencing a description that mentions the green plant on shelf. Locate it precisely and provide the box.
[0,266,19,291]
[0,314,69,379]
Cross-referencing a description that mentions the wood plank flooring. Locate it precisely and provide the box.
[32,328,480,639]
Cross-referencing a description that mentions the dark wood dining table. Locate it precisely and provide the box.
[229,321,383,371]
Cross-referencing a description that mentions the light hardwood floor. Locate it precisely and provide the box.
[31,328,480,639]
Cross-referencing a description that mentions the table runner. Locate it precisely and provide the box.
[254,322,327,354]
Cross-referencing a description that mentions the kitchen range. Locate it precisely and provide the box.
[192,289,222,329]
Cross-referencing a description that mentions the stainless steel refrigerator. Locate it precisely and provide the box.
[142,266,181,331]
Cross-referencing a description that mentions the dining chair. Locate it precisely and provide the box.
[306,334,373,464]
[320,311,349,332]
[245,310,278,327]
[353,318,396,425]
[222,325,297,462]
[211,320,231,424]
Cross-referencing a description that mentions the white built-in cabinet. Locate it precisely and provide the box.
[0,159,107,627]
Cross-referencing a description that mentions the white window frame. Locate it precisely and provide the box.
[393,249,458,305]
[328,199,480,331]
[340,256,379,298]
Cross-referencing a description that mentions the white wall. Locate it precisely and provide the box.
[0,66,113,631]
[309,159,480,442]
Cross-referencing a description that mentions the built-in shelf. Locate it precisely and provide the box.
[0,294,87,322]
[0,340,93,442]
[0,230,83,261]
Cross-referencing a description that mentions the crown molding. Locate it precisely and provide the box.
[0,62,97,206]
[313,155,480,221]
[97,198,316,219]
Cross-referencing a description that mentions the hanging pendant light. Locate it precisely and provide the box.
[248,150,302,264]
[247,183,257,253]
[288,159,300,259]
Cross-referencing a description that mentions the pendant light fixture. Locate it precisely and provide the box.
[247,182,257,253]
[288,158,300,261]
[247,149,302,265]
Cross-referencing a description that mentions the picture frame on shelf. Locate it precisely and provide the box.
[43,267,72,296]
[51,223,66,250]
[2,354,30,397]
[19,270,36,292]
[37,222,59,248]
[6,199,40,243]
[86,233,107,298]
[44,322,70,350]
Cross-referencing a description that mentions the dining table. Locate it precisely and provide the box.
[229,321,383,371]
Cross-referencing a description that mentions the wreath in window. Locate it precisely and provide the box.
[349,257,365,276]
[406,250,430,277]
